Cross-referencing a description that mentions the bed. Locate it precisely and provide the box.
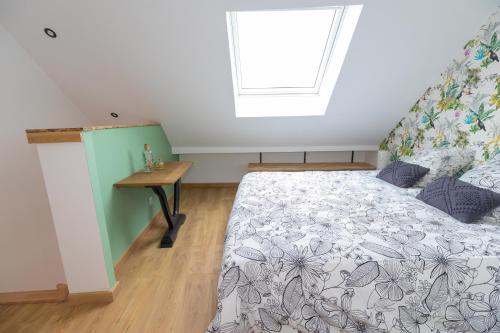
[207,170,500,333]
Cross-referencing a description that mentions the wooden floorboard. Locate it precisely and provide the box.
[0,186,238,333]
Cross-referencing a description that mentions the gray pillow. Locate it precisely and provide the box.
[403,148,475,187]
[416,176,500,223]
[376,161,429,188]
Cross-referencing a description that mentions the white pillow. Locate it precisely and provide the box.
[460,154,500,223]
[403,148,475,187]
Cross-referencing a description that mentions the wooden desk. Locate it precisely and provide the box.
[247,162,376,172]
[114,161,192,248]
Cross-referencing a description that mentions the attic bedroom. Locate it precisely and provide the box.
[1,1,500,332]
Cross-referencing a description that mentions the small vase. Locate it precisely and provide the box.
[143,144,154,173]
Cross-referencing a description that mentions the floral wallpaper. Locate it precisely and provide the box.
[380,10,500,165]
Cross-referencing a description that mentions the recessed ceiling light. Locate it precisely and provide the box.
[44,28,57,38]
[110,112,119,118]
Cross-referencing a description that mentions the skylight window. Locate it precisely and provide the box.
[230,9,339,95]
[226,5,363,117]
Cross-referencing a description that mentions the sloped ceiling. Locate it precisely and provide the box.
[0,0,498,153]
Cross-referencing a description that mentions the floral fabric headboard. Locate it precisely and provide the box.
[380,10,500,165]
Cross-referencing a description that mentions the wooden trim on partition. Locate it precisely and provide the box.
[85,123,159,131]
[0,283,69,305]
[26,129,83,144]
[181,183,239,189]
[0,281,121,306]
[67,281,120,305]
[25,123,161,144]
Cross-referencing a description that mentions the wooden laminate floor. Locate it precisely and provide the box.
[0,186,238,333]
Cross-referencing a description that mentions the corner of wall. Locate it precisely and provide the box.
[82,131,117,289]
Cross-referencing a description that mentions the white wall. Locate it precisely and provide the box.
[365,151,379,169]
[37,143,113,293]
[180,151,374,183]
[0,24,90,292]
[181,153,258,183]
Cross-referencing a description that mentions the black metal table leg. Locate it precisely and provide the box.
[149,184,186,248]
[174,179,181,215]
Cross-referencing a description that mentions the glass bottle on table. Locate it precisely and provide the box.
[143,144,154,173]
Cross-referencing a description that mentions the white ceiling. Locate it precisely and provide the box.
[0,0,497,153]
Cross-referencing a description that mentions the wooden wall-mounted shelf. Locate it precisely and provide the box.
[248,162,376,172]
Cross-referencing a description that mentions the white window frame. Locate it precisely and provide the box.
[226,5,363,117]
[227,7,345,96]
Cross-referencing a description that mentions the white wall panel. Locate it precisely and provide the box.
[37,143,111,293]
[180,153,258,183]
[365,151,379,169]
[261,152,303,163]
[181,151,378,183]
[307,151,352,163]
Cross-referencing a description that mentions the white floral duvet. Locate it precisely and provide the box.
[207,171,500,333]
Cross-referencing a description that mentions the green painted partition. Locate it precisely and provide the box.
[83,125,178,270]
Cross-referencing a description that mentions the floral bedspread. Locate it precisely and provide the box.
[207,171,500,333]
